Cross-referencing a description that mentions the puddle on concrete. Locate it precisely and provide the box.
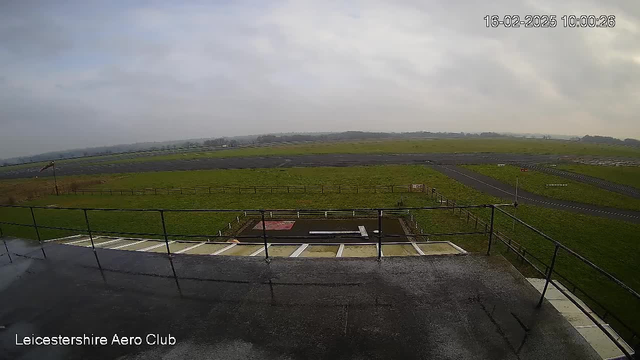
[383,244,419,256]
[417,243,461,255]
[341,245,377,257]
[301,245,339,258]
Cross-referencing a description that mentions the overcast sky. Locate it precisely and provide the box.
[1,0,639,158]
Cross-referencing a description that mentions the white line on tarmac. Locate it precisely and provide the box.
[139,241,174,252]
[112,240,147,249]
[290,244,309,257]
[175,242,206,254]
[336,244,345,257]
[211,243,236,255]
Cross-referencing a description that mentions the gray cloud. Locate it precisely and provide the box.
[0,0,639,158]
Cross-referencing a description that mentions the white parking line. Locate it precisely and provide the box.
[411,242,425,256]
[211,243,236,255]
[112,240,147,249]
[63,237,94,245]
[139,241,174,252]
[358,226,369,239]
[336,244,345,257]
[250,244,270,256]
[91,238,123,247]
[175,242,206,254]
[290,244,309,257]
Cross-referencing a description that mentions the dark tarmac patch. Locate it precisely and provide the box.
[0,237,599,360]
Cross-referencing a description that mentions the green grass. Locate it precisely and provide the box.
[89,165,439,189]
[557,164,640,189]
[463,164,640,211]
[1,165,639,340]
[63,138,640,167]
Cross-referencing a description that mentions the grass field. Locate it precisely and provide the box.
[97,138,640,165]
[3,138,637,173]
[557,164,640,189]
[1,164,639,341]
[462,164,640,211]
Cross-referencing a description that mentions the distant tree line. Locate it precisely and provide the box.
[581,135,640,148]
[255,131,511,144]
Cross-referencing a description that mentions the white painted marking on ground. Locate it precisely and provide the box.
[446,241,468,255]
[290,244,309,257]
[63,237,94,245]
[411,242,425,256]
[112,240,147,249]
[309,231,360,234]
[84,238,121,247]
[211,243,236,255]
[139,241,174,252]
[175,242,206,254]
[358,226,369,239]
[249,244,270,256]
[336,244,345,257]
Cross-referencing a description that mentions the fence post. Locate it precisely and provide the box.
[537,245,560,308]
[377,209,383,261]
[486,206,495,256]
[29,207,46,259]
[159,210,171,256]
[83,209,102,269]
[261,211,269,262]
[1,224,12,263]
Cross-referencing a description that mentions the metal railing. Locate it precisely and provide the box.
[0,201,637,358]
[424,186,638,358]
[64,184,428,196]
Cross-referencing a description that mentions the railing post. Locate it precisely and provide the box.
[537,245,560,308]
[83,209,102,269]
[486,206,495,256]
[1,223,12,263]
[159,210,171,256]
[261,211,269,262]
[377,209,383,261]
[30,207,46,259]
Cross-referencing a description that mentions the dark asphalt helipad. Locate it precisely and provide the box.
[0,238,599,360]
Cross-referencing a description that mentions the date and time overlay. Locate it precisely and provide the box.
[484,14,616,28]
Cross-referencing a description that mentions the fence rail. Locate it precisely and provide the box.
[62,184,428,196]
[0,196,638,357]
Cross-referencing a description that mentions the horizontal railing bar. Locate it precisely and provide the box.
[494,206,640,302]
[0,204,508,212]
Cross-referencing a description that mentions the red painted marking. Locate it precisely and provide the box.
[253,221,295,231]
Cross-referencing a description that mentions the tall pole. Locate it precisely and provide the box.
[53,162,59,196]
[512,176,518,230]
[261,211,270,262]
[377,210,383,260]
[486,206,495,256]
